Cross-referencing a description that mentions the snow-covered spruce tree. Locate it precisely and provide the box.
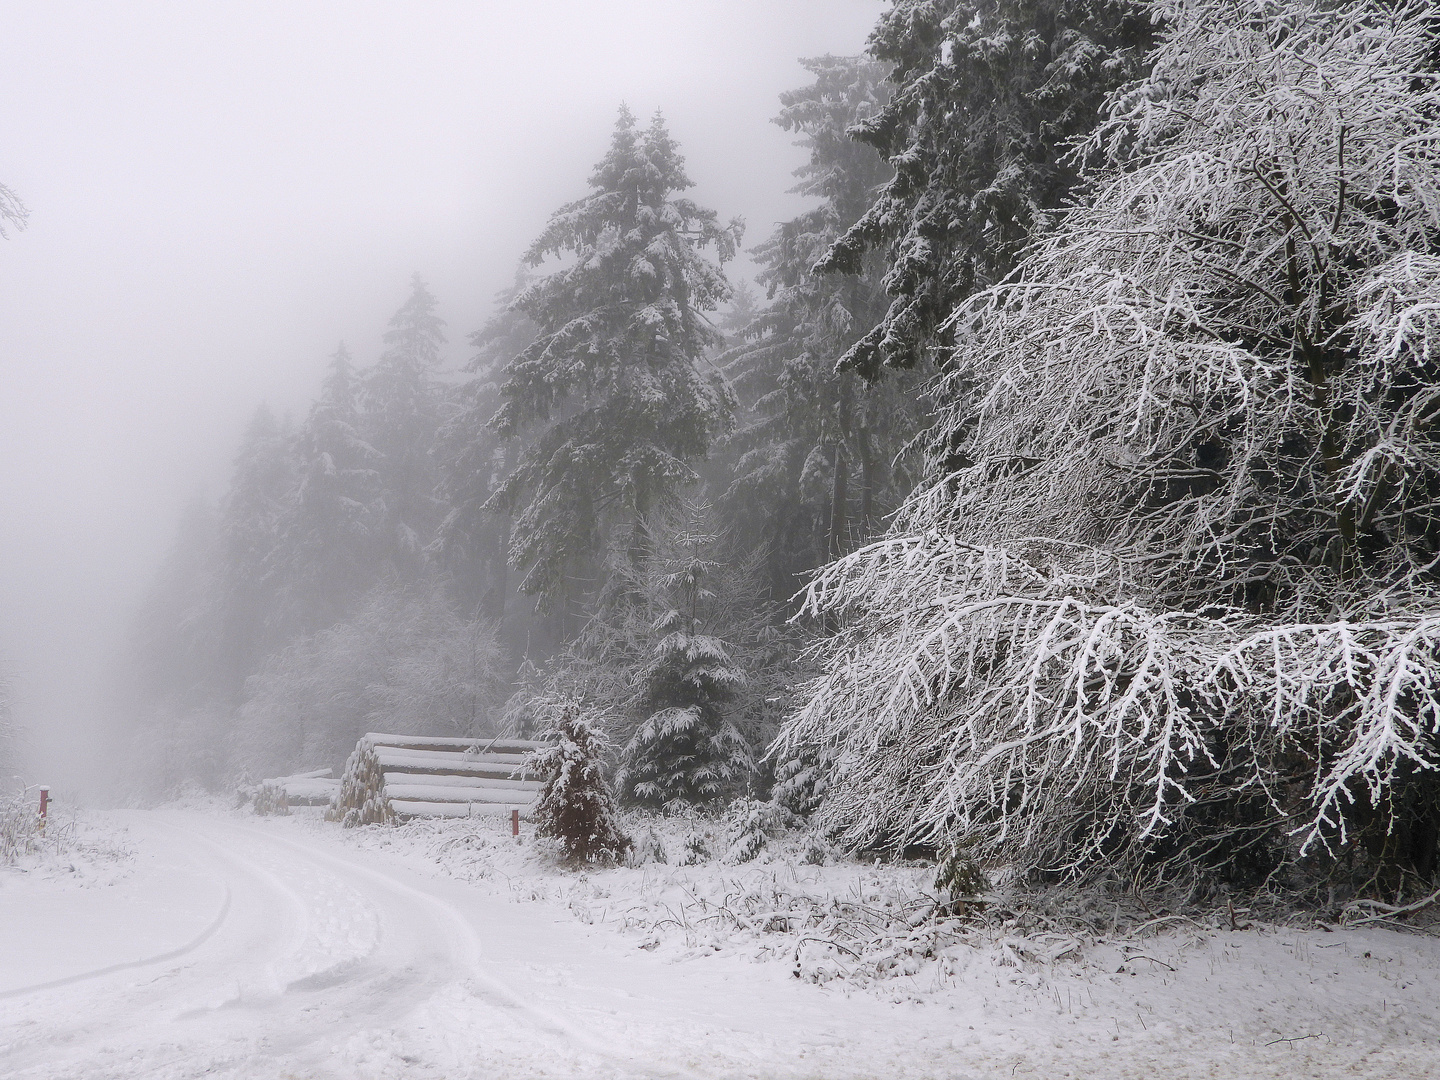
[217,404,295,697]
[270,343,381,634]
[434,270,538,625]
[782,0,1440,891]
[529,703,631,864]
[719,56,927,592]
[618,502,753,807]
[818,0,1155,376]
[487,107,742,607]
[363,274,446,579]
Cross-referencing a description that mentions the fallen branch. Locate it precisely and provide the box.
[1342,887,1440,927]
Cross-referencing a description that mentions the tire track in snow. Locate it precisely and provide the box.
[212,816,709,1080]
[0,886,232,1001]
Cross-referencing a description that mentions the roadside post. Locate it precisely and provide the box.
[511,807,520,839]
[38,786,49,833]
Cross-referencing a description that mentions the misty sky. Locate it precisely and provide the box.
[0,1,882,788]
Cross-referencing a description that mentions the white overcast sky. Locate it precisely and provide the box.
[0,0,883,787]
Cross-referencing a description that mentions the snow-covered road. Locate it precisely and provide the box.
[0,812,985,1079]
[4,810,1440,1079]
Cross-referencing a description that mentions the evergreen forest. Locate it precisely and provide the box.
[121,0,1440,907]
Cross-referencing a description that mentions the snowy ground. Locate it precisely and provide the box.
[2,806,1439,1078]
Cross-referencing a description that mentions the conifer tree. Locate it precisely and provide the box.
[489,107,742,608]
[217,404,295,695]
[719,56,925,591]
[435,272,537,625]
[272,343,380,632]
[618,503,751,807]
[819,0,1155,376]
[530,703,631,864]
[363,274,446,576]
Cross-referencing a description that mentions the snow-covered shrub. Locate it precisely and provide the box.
[326,738,393,827]
[723,797,799,864]
[680,832,712,865]
[252,781,290,817]
[628,826,669,866]
[528,704,631,865]
[0,789,39,864]
[783,0,1440,890]
[770,747,833,817]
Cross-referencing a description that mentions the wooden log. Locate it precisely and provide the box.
[384,783,540,804]
[373,750,537,780]
[381,772,537,792]
[364,733,546,755]
[390,799,535,820]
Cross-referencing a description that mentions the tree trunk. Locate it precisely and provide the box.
[858,423,876,535]
[828,443,848,560]
[484,440,513,622]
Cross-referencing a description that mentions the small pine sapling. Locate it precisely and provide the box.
[934,840,989,915]
[628,827,669,867]
[619,502,753,807]
[680,833,711,865]
[528,705,631,865]
[723,796,799,864]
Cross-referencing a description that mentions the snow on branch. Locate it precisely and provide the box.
[784,0,1440,883]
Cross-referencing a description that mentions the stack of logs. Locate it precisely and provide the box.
[326,733,547,827]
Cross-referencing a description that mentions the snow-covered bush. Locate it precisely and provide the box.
[529,704,631,865]
[680,832,712,865]
[252,780,290,817]
[783,0,1440,890]
[628,826,669,866]
[0,789,40,864]
[326,738,394,827]
[723,797,798,864]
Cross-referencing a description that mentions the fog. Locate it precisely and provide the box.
[0,1,880,793]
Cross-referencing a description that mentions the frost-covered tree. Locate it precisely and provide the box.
[720,56,927,589]
[435,271,538,625]
[618,503,753,806]
[820,0,1155,376]
[0,664,16,775]
[119,496,234,794]
[489,107,742,607]
[0,182,27,238]
[363,275,446,577]
[217,404,295,695]
[784,0,1440,890]
[271,343,380,632]
[529,703,631,864]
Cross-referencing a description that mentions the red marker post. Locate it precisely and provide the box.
[511,807,519,838]
[38,786,49,833]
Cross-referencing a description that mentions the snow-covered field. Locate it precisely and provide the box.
[2,805,1438,1079]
